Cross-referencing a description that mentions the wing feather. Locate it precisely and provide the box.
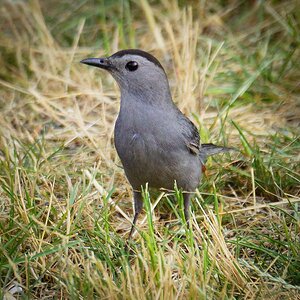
[177,114,200,155]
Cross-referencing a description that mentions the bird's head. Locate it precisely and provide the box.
[81,49,171,100]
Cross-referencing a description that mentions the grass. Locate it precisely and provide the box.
[0,0,299,298]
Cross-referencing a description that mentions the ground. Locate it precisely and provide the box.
[0,0,299,299]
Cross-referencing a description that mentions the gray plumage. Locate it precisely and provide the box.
[81,49,233,238]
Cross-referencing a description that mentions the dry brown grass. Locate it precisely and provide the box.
[0,0,299,299]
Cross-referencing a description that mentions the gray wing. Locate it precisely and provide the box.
[177,114,200,155]
[177,113,235,161]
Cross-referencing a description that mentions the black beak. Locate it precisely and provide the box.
[80,57,112,70]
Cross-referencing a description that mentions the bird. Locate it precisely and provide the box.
[81,49,233,238]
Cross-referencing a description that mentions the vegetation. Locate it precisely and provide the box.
[0,0,299,298]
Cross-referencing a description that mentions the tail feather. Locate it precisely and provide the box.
[200,143,236,163]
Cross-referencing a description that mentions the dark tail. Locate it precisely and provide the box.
[200,143,236,163]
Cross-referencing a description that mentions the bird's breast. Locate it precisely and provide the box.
[113,106,202,190]
[114,123,148,165]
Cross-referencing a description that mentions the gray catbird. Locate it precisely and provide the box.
[81,49,233,238]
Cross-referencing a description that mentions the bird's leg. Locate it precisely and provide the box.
[128,191,143,240]
[183,193,191,229]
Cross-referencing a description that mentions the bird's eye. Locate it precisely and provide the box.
[125,61,138,71]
